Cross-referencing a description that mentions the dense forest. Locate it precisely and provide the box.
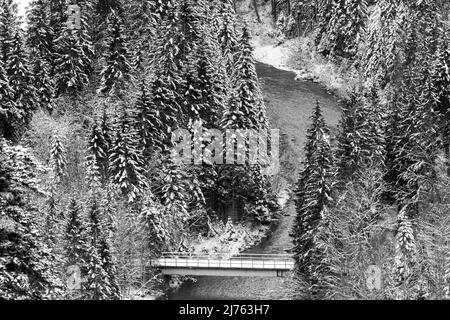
[0,0,280,299]
[2,0,450,300]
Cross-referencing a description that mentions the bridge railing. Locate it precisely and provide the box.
[150,252,294,270]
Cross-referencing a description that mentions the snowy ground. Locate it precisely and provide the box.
[252,37,320,83]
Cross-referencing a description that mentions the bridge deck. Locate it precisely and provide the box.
[150,253,295,273]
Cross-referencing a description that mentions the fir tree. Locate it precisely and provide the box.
[150,4,184,141]
[292,102,334,296]
[86,120,108,186]
[65,198,89,269]
[26,0,53,59]
[98,238,121,299]
[50,134,67,183]
[26,0,54,110]
[0,60,16,140]
[0,0,18,65]
[98,10,131,96]
[179,0,204,61]
[85,245,109,300]
[109,109,148,202]
[126,0,157,72]
[216,0,238,73]
[0,139,60,299]
[6,31,36,138]
[54,28,91,96]
[196,31,228,127]
[233,25,266,130]
[135,79,164,155]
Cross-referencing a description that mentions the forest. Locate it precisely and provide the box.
[1,0,450,300]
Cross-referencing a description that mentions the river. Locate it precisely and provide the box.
[167,62,340,300]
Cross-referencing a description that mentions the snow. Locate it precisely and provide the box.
[187,220,270,257]
[252,38,292,72]
[16,0,30,17]
[252,37,318,83]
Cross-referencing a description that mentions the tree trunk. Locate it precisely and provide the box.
[286,0,291,16]
[253,0,261,22]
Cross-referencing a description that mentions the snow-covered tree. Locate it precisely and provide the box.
[150,4,184,141]
[86,120,108,186]
[232,25,266,130]
[0,0,18,65]
[50,134,67,183]
[216,0,238,73]
[54,28,91,96]
[109,109,148,202]
[292,102,334,296]
[6,31,36,138]
[0,139,60,299]
[0,61,16,140]
[98,10,131,96]
[135,79,164,155]
[65,198,89,270]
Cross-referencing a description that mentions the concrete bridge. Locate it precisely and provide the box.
[150,252,295,277]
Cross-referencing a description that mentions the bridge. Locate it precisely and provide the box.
[150,252,295,277]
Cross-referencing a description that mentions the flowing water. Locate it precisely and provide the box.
[167,62,340,300]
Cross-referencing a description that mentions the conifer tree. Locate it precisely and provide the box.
[196,32,228,127]
[85,245,109,300]
[26,0,54,111]
[65,198,89,269]
[50,134,67,183]
[233,26,266,130]
[0,140,60,299]
[292,102,334,296]
[150,3,184,141]
[216,0,238,73]
[135,79,164,155]
[432,30,450,175]
[54,29,91,96]
[179,0,204,61]
[109,109,148,202]
[126,0,156,72]
[0,60,16,140]
[98,10,131,96]
[6,31,36,137]
[98,238,121,299]
[0,0,18,65]
[49,0,66,39]
[335,94,384,182]
[26,0,53,59]
[86,120,108,186]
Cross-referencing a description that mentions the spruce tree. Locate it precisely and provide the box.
[50,134,67,183]
[216,0,238,73]
[135,79,164,155]
[0,0,18,65]
[65,198,89,270]
[86,120,108,186]
[6,31,36,138]
[0,60,16,140]
[54,28,91,96]
[292,102,334,296]
[233,26,266,130]
[109,109,148,202]
[150,3,184,142]
[196,31,227,127]
[98,238,121,299]
[0,139,60,299]
[98,10,131,96]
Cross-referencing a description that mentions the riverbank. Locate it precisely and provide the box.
[252,35,354,100]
